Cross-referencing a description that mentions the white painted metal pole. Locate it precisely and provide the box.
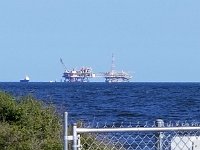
[156,119,164,150]
[64,112,68,150]
[76,126,200,133]
[73,123,77,150]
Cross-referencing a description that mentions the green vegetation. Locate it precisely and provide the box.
[80,133,124,150]
[0,92,62,150]
[0,91,120,150]
[67,122,121,150]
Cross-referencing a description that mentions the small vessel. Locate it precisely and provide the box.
[20,75,30,82]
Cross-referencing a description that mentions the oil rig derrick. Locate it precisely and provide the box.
[103,54,132,83]
[60,58,95,82]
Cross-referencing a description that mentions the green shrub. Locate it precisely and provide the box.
[0,92,62,150]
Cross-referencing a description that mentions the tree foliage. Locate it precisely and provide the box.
[0,92,62,150]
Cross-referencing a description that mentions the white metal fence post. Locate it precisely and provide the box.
[77,134,81,150]
[156,119,164,150]
[73,123,78,150]
[64,112,68,150]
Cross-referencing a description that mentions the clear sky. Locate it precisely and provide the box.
[0,0,200,82]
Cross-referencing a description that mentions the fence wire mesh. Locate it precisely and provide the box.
[67,120,200,150]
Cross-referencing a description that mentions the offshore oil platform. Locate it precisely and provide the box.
[60,58,95,82]
[60,54,132,82]
[102,54,132,83]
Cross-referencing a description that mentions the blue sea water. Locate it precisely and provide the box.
[0,82,200,124]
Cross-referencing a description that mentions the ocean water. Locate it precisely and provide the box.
[0,82,200,124]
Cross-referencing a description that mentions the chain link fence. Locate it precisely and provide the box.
[64,112,200,150]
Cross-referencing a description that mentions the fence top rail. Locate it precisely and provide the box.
[76,126,200,133]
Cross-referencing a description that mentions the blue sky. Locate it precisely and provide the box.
[0,0,200,82]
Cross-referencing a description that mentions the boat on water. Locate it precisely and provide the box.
[20,76,30,82]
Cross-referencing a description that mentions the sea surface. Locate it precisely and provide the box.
[0,82,200,125]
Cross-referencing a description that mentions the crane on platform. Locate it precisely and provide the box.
[59,58,95,82]
[60,58,68,72]
[59,54,132,83]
